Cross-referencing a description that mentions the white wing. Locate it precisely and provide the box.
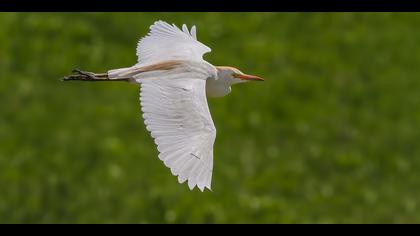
[136,66,216,191]
[136,20,211,65]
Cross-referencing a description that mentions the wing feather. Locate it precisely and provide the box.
[136,21,211,66]
[136,66,216,191]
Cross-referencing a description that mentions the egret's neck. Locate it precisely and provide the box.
[206,66,245,97]
[205,76,232,97]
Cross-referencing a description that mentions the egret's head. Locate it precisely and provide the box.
[216,66,264,84]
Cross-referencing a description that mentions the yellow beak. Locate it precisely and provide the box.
[235,74,264,81]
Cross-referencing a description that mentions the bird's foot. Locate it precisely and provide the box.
[62,69,108,82]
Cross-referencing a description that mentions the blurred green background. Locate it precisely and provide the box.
[1,12,420,223]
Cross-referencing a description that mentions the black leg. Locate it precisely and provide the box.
[62,70,107,82]
[62,69,130,82]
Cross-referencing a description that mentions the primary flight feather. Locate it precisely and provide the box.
[63,20,263,192]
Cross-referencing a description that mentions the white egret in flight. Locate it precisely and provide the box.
[63,20,264,191]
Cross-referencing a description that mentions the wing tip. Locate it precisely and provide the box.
[150,20,196,39]
[187,179,212,192]
[168,165,211,192]
[191,25,197,39]
[137,20,210,63]
[152,20,166,27]
[174,171,212,192]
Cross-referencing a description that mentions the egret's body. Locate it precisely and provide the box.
[63,20,263,191]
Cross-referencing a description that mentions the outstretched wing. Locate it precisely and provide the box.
[136,20,211,65]
[135,65,216,191]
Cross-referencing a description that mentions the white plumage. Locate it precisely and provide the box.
[137,64,216,191]
[136,21,211,66]
[64,20,263,192]
[134,21,216,191]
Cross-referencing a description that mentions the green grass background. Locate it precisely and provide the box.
[1,12,419,223]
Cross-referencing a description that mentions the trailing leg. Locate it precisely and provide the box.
[62,69,130,82]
